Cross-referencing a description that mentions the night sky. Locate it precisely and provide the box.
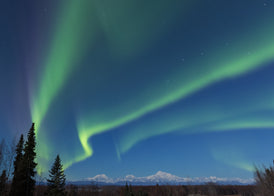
[1,0,274,180]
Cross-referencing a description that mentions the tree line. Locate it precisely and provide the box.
[0,123,66,196]
[1,123,274,196]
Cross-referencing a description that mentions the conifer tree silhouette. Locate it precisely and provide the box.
[46,155,66,196]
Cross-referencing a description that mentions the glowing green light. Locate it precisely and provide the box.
[30,0,95,168]
[30,0,274,170]
[115,27,274,155]
[70,17,274,168]
[77,42,274,165]
[31,0,94,130]
[211,147,255,172]
[31,0,188,169]
[209,117,274,131]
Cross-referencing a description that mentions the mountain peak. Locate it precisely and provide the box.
[125,175,136,178]
[155,171,170,176]
[87,174,114,183]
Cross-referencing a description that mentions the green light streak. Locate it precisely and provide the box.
[211,148,255,172]
[30,0,274,170]
[117,109,274,155]
[30,0,95,167]
[209,117,274,131]
[31,0,94,130]
[73,111,149,168]
[31,0,189,169]
[114,23,274,155]
[77,38,274,165]
[75,39,274,165]
[214,122,274,130]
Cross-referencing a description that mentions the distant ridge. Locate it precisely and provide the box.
[70,171,255,185]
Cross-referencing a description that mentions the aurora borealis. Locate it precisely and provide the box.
[1,0,274,180]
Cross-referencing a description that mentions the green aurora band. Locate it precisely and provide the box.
[77,23,274,169]
[31,0,189,169]
[30,0,95,163]
[30,0,274,171]
[31,0,94,130]
[211,147,255,172]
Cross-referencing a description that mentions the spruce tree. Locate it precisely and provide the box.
[9,134,24,196]
[21,123,37,196]
[46,155,66,196]
[124,182,134,196]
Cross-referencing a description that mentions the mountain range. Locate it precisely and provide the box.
[70,171,255,185]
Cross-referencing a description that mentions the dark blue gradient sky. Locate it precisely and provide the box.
[1,0,274,180]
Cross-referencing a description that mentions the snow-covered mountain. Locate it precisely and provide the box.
[72,171,255,185]
[87,174,114,184]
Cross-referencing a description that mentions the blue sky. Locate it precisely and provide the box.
[1,0,274,180]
